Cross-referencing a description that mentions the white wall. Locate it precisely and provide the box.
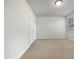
[4,0,36,59]
[65,13,74,41]
[37,17,66,39]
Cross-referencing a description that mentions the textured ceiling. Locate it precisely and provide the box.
[26,0,74,17]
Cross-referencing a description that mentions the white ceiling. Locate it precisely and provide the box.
[26,0,74,17]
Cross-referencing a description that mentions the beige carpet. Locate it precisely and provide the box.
[20,39,74,59]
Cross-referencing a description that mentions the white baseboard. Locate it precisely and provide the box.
[68,38,74,41]
[19,39,36,59]
[37,38,66,40]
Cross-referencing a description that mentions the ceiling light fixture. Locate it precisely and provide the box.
[55,0,62,6]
